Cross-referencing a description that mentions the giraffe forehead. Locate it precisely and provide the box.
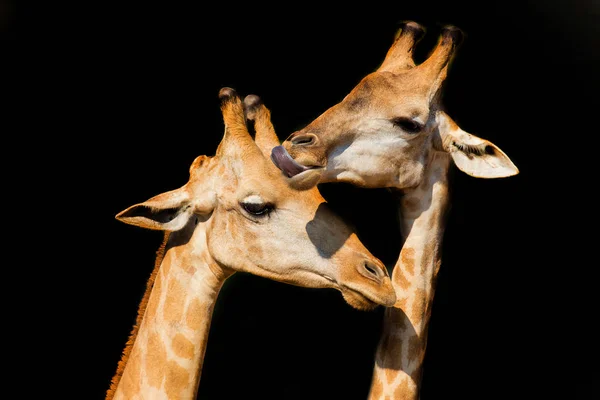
[391,97,430,117]
[235,169,289,200]
[345,79,431,120]
[361,70,431,96]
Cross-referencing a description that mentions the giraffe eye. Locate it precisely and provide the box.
[391,117,423,133]
[241,201,273,217]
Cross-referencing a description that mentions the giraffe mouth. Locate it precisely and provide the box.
[339,286,381,311]
[340,279,396,310]
[325,276,391,310]
[271,145,320,178]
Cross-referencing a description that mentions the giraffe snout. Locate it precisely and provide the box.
[354,257,396,308]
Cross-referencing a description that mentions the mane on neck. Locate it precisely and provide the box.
[105,232,171,400]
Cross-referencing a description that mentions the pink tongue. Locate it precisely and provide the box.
[270,145,309,178]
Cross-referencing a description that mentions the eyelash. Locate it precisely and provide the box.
[241,202,274,217]
[391,117,423,133]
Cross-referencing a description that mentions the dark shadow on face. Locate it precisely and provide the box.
[376,307,420,373]
[316,183,403,268]
[167,214,211,249]
[306,203,352,259]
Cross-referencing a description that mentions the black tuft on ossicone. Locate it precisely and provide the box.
[243,94,262,120]
[441,25,464,47]
[398,20,425,42]
[218,87,238,101]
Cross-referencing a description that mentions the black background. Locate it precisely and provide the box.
[25,0,598,399]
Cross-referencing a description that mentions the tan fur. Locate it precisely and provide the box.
[106,232,170,400]
[410,288,426,326]
[172,334,195,360]
[385,364,399,382]
[394,297,408,312]
[164,278,186,322]
[400,247,415,276]
[185,298,204,331]
[392,379,411,399]
[369,376,383,398]
[164,360,190,399]
[144,269,162,322]
[393,268,411,291]
[147,332,168,387]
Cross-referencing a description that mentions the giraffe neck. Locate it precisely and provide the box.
[368,152,451,400]
[110,223,230,400]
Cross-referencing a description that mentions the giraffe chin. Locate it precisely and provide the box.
[340,289,380,311]
[286,168,324,191]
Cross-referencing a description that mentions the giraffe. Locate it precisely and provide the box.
[271,22,519,399]
[106,87,396,400]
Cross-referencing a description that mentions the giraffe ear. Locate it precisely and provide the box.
[436,111,519,178]
[115,187,216,231]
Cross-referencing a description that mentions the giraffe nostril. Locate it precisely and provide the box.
[360,261,386,283]
[364,264,378,276]
[291,134,317,146]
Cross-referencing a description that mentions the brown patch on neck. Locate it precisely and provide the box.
[163,277,186,322]
[165,361,191,399]
[410,287,426,328]
[146,332,168,387]
[105,232,170,400]
[400,247,416,275]
[172,333,195,359]
[393,378,412,399]
[185,298,204,331]
[368,372,384,398]
[407,335,424,365]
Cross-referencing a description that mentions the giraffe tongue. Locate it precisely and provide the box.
[270,145,310,178]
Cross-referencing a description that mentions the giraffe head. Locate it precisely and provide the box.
[115,88,395,310]
[273,22,518,189]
